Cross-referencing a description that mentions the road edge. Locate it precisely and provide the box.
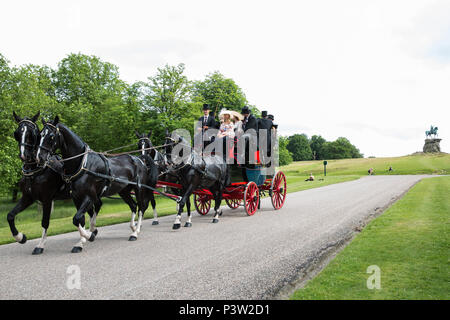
[271,176,427,300]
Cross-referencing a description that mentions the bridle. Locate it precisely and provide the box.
[38,122,59,153]
[17,119,39,152]
[16,119,44,177]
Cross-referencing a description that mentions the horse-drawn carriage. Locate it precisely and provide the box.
[155,165,287,217]
[148,130,287,218]
[9,112,287,254]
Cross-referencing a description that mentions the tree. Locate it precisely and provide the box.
[52,53,134,151]
[139,64,200,144]
[278,136,293,166]
[193,71,248,115]
[321,137,363,159]
[309,135,326,160]
[287,134,313,161]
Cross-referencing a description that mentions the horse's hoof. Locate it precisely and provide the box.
[88,233,96,242]
[92,229,98,236]
[71,246,82,253]
[128,236,137,241]
[173,223,181,230]
[32,247,44,255]
[19,234,27,244]
[152,221,159,225]
[212,219,219,223]
[184,222,192,227]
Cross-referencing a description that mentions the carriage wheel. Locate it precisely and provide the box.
[225,198,241,209]
[271,171,287,210]
[194,194,211,215]
[244,181,259,216]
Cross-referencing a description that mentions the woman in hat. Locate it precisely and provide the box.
[218,109,242,139]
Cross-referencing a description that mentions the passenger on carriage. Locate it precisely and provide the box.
[241,106,258,132]
[258,111,273,157]
[216,109,242,161]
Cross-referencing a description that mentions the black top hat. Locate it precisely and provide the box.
[268,114,274,120]
[203,104,210,110]
[241,106,251,114]
[261,111,268,117]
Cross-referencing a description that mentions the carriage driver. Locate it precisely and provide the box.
[196,104,217,149]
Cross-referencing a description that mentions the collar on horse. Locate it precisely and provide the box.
[22,164,44,178]
[61,145,91,183]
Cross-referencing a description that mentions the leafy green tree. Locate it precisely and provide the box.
[52,53,134,151]
[278,136,293,166]
[193,71,248,115]
[309,135,326,160]
[287,134,313,161]
[322,137,363,159]
[139,64,200,144]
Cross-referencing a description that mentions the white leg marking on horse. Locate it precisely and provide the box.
[187,214,192,223]
[75,236,86,248]
[36,228,47,249]
[90,211,97,232]
[78,224,92,240]
[14,232,24,242]
[136,211,143,234]
[153,208,158,221]
[174,215,181,225]
[130,211,136,231]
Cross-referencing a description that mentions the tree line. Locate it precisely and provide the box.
[0,52,362,197]
[279,134,363,165]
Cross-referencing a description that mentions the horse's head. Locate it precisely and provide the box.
[135,129,153,156]
[36,115,61,165]
[13,111,40,162]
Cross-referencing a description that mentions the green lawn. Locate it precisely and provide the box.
[283,153,450,176]
[1,153,447,245]
[291,176,450,300]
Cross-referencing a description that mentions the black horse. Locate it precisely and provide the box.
[8,111,81,255]
[36,116,155,252]
[165,131,230,229]
[135,130,161,225]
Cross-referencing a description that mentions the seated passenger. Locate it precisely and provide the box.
[218,110,236,139]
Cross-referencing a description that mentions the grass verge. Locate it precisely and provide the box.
[291,176,449,300]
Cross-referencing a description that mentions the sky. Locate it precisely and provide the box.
[1,0,449,157]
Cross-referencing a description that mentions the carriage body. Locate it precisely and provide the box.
[155,155,287,216]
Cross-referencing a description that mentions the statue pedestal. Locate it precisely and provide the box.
[423,138,441,153]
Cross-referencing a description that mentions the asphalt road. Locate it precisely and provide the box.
[0,175,432,299]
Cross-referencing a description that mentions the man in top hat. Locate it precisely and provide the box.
[258,111,273,157]
[241,106,258,132]
[197,103,217,148]
[198,104,217,132]
[268,114,277,129]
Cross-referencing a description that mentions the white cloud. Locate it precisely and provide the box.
[1,0,449,156]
